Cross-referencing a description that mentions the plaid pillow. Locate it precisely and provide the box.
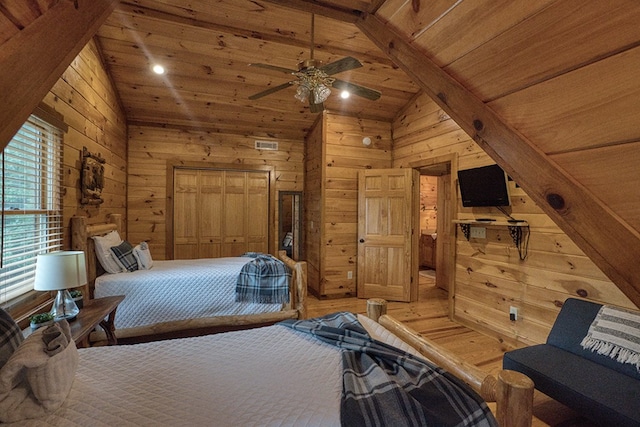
[0,308,24,368]
[110,240,139,272]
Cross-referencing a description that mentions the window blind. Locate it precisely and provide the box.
[1,114,63,304]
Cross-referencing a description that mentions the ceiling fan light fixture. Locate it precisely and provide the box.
[295,84,310,103]
[293,67,334,105]
[313,83,331,104]
[248,14,379,111]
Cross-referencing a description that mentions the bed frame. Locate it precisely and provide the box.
[70,214,307,345]
[366,299,534,427]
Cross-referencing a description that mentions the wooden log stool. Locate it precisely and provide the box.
[366,298,388,322]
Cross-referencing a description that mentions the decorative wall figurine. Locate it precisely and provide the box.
[81,146,105,205]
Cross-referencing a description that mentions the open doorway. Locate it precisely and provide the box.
[278,191,303,260]
[411,154,457,316]
[418,174,438,281]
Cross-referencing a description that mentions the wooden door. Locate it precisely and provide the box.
[222,171,248,256]
[174,169,224,259]
[246,172,269,253]
[173,170,199,259]
[357,168,419,302]
[199,170,223,258]
[173,168,269,259]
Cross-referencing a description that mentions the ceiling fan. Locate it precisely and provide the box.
[248,14,381,113]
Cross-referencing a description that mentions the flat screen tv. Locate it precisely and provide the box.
[457,164,510,207]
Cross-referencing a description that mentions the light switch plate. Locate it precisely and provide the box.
[470,226,486,239]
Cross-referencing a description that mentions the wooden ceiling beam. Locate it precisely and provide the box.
[368,0,388,15]
[0,0,118,152]
[357,13,640,306]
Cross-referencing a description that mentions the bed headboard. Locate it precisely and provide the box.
[71,214,122,299]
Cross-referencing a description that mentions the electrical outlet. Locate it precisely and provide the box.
[510,306,518,321]
[470,226,486,239]
[347,271,353,279]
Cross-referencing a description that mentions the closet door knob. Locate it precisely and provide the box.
[359,239,365,243]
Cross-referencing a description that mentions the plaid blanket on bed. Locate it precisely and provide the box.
[235,253,291,304]
[280,312,497,427]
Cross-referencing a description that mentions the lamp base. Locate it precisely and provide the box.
[51,289,80,321]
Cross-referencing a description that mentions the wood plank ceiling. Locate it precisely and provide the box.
[1,0,639,305]
[95,0,419,140]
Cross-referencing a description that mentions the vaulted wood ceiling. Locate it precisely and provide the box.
[1,0,639,306]
[95,0,419,140]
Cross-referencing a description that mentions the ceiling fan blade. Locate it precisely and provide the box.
[320,56,362,76]
[248,81,295,100]
[332,79,381,101]
[249,63,297,75]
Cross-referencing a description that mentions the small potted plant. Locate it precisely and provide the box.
[70,289,83,309]
[29,312,55,330]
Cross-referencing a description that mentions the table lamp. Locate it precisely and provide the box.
[34,251,87,320]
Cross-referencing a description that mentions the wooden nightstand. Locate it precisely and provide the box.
[25,295,125,348]
[71,295,124,347]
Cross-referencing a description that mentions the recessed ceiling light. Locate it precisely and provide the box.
[152,64,166,75]
[340,90,350,99]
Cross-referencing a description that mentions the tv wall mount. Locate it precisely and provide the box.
[454,220,530,260]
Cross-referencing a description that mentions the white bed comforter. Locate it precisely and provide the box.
[8,315,409,427]
[94,257,283,329]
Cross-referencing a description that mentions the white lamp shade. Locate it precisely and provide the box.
[34,251,87,291]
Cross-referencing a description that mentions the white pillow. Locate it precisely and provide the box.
[92,230,125,274]
[133,241,153,270]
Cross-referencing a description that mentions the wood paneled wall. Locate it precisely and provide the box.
[305,112,392,298]
[127,126,303,260]
[41,38,128,248]
[304,116,324,296]
[419,175,437,232]
[393,93,633,346]
[6,38,127,317]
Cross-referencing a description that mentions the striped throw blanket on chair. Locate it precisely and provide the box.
[581,304,640,370]
[235,253,291,304]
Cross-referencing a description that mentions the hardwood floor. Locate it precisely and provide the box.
[306,271,598,427]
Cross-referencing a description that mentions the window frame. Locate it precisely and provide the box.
[1,108,66,306]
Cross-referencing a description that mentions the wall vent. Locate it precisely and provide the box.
[254,140,278,151]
